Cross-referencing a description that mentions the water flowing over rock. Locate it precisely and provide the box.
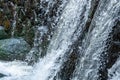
[0,0,120,80]
[72,0,120,80]
[30,0,92,80]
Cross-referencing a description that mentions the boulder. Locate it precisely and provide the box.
[0,38,31,60]
[0,26,8,39]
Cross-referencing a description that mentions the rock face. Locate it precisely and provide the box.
[0,38,31,61]
[0,26,8,39]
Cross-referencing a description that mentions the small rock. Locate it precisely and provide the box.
[0,38,31,61]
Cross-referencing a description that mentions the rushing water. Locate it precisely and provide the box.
[72,0,120,80]
[29,0,91,80]
[0,0,120,80]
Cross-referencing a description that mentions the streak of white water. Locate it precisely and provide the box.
[72,0,120,80]
[0,61,32,80]
[11,3,17,38]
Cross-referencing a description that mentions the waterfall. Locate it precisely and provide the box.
[0,0,120,80]
[72,0,120,80]
[30,0,91,80]
[0,0,91,80]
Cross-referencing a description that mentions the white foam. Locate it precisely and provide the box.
[0,61,32,79]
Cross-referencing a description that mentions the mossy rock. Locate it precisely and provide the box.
[0,49,10,60]
[0,26,8,39]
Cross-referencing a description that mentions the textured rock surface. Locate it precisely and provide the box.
[0,26,8,39]
[0,38,31,60]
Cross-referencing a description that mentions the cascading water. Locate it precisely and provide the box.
[0,0,91,79]
[29,0,91,80]
[0,0,120,80]
[0,61,32,80]
[72,0,120,80]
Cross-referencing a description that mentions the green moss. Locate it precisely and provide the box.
[0,49,27,61]
[0,49,10,60]
[24,27,35,47]
[0,30,8,39]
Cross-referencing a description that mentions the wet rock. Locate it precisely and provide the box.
[0,26,8,39]
[0,38,31,61]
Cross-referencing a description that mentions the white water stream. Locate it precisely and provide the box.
[0,0,119,80]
